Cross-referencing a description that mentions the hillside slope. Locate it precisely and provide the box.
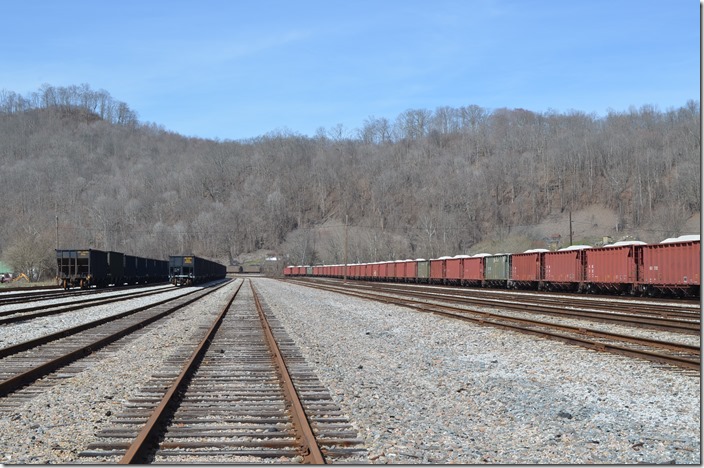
[0,85,700,276]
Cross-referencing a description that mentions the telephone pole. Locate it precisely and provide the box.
[343,215,348,283]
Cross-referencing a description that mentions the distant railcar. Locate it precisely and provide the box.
[169,255,227,286]
[416,259,430,283]
[462,255,486,286]
[282,235,699,298]
[429,257,447,284]
[484,254,511,287]
[445,255,466,285]
[107,251,125,286]
[403,260,418,282]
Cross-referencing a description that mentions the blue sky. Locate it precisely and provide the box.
[1,0,698,141]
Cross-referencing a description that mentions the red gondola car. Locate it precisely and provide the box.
[638,236,700,296]
[510,249,547,289]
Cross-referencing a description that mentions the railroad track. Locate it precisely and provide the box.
[288,278,700,374]
[0,281,231,404]
[439,285,701,320]
[0,285,177,325]
[345,282,701,335]
[81,279,366,464]
[0,283,171,308]
[0,287,87,306]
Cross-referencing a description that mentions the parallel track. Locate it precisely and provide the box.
[0,282,230,402]
[288,278,700,374]
[347,282,700,334]
[0,285,176,325]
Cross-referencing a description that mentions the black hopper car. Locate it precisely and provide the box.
[56,249,168,289]
[169,255,227,286]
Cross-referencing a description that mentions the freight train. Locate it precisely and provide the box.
[56,249,169,289]
[56,250,227,289]
[284,235,700,298]
[168,255,227,286]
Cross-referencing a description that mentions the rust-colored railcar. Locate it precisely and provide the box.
[385,261,396,281]
[403,260,418,281]
[393,260,406,281]
[542,246,589,290]
[510,250,546,288]
[445,256,466,284]
[377,261,390,281]
[585,242,644,293]
[462,255,485,285]
[638,236,700,296]
[430,257,447,283]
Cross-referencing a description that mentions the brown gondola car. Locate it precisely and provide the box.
[638,236,700,297]
[510,250,547,289]
[541,246,590,291]
[584,242,644,293]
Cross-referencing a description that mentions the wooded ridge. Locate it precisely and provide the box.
[0,84,699,278]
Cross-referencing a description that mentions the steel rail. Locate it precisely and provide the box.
[0,281,232,398]
[288,279,700,372]
[0,286,176,324]
[251,280,326,464]
[0,288,203,359]
[339,281,700,334]
[119,279,244,464]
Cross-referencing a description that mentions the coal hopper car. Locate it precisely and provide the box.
[169,255,227,286]
[56,249,109,289]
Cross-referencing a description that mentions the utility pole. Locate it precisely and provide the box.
[55,215,59,250]
[569,210,573,246]
[343,215,348,283]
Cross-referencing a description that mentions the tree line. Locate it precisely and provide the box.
[0,84,699,279]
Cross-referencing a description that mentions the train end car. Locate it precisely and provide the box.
[169,255,226,286]
[56,248,109,289]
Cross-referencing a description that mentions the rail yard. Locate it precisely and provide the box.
[0,274,700,464]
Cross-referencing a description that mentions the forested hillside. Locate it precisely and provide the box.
[0,84,700,278]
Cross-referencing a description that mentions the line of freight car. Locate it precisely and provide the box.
[284,235,700,298]
[168,255,227,286]
[56,249,169,290]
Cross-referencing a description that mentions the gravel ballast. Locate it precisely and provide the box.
[0,278,699,464]
[255,279,700,464]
